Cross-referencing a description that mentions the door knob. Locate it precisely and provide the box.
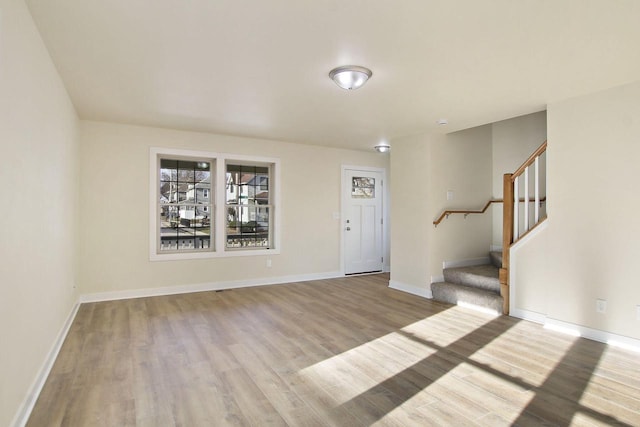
[346,227,351,231]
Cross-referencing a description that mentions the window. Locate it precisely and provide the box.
[150,148,279,260]
[158,158,212,253]
[225,163,272,249]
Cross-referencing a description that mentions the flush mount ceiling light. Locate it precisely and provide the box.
[374,143,390,153]
[329,65,372,90]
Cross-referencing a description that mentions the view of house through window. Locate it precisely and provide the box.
[152,149,277,259]
[225,164,271,249]
[159,159,212,252]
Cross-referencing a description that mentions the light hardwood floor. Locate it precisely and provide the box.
[28,274,640,426]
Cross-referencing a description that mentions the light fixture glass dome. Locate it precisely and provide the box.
[329,65,372,90]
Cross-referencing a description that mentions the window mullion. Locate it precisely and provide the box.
[215,158,226,252]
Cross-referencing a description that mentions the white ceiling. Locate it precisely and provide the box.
[26,0,640,151]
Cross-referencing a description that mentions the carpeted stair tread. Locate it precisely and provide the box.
[431,281,503,314]
[443,264,500,293]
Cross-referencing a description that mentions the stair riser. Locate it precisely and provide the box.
[431,282,503,314]
[443,270,500,293]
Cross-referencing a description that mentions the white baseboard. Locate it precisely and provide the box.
[11,301,80,427]
[510,307,547,324]
[389,280,433,299]
[510,309,640,353]
[544,318,640,352]
[79,271,343,303]
[443,256,490,269]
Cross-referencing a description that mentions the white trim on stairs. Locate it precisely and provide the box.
[11,301,80,427]
[388,280,433,299]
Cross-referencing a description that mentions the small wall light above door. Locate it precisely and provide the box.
[374,143,390,153]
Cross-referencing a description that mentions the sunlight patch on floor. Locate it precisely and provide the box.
[400,306,498,348]
[297,330,439,404]
[297,307,503,407]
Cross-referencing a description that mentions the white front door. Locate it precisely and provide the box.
[344,169,383,274]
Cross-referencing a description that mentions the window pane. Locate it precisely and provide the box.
[177,184,190,202]
[194,167,210,183]
[159,205,179,251]
[160,205,180,226]
[177,162,195,182]
[160,159,177,182]
[195,185,211,204]
[352,177,375,198]
[226,203,271,249]
[258,174,269,191]
[160,182,175,203]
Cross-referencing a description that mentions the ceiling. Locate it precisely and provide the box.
[25,0,640,151]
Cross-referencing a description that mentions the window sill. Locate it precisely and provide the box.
[150,247,281,262]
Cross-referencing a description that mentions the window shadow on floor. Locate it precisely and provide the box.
[512,337,630,426]
[338,315,632,425]
[337,315,517,423]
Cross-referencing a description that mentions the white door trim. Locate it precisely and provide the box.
[340,165,389,275]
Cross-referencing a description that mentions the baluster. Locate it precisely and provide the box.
[513,176,519,239]
[523,166,529,232]
[534,156,540,223]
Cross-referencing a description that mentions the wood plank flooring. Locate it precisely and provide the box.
[27,274,640,426]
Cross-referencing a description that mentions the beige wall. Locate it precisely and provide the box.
[491,112,547,247]
[0,1,79,425]
[428,126,493,275]
[390,125,492,292]
[78,121,389,295]
[513,80,640,339]
[389,134,433,290]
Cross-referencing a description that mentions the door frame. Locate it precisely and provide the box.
[340,165,389,275]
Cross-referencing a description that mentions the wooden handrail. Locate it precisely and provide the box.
[433,196,547,226]
[512,140,547,179]
[433,199,502,226]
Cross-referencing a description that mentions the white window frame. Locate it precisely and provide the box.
[150,147,281,261]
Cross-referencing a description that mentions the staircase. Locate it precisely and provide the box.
[431,251,503,313]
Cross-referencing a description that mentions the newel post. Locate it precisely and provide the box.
[501,173,514,315]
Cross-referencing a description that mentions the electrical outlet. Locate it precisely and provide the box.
[636,305,640,321]
[266,259,272,268]
[447,190,454,201]
[596,299,607,314]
